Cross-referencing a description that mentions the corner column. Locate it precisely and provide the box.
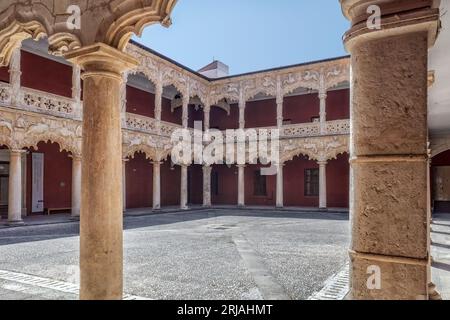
[203,165,212,207]
[341,0,440,299]
[65,44,138,300]
[153,161,161,210]
[8,150,24,225]
[318,161,327,209]
[71,155,82,218]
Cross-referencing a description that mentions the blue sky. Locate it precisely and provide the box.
[133,1,349,75]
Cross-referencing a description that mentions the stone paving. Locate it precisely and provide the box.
[431,214,450,300]
[0,209,350,300]
[1,209,448,300]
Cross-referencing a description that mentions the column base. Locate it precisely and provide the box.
[428,282,442,301]
[350,250,428,300]
[153,207,161,211]
[7,220,24,226]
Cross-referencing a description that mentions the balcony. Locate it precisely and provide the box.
[0,81,350,139]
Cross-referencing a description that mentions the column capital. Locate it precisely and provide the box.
[340,0,441,51]
[317,160,328,166]
[10,149,26,155]
[65,43,139,79]
[236,164,246,168]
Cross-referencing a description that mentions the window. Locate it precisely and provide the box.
[305,169,319,197]
[211,171,219,196]
[253,170,267,196]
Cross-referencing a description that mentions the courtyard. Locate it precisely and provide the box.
[0,209,350,300]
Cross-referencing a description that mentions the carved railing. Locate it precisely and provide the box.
[1,82,350,140]
[325,119,350,135]
[0,82,81,119]
[0,82,11,105]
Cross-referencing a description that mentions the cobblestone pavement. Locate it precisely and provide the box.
[0,209,350,300]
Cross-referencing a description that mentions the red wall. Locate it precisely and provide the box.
[188,106,204,129]
[245,164,276,206]
[161,98,182,125]
[432,150,450,166]
[0,66,9,83]
[210,104,239,130]
[189,165,203,204]
[26,142,72,214]
[126,86,155,118]
[245,99,277,128]
[327,154,349,208]
[284,93,319,124]
[211,165,238,205]
[284,155,319,207]
[161,159,181,206]
[327,89,350,121]
[126,152,153,209]
[21,51,72,97]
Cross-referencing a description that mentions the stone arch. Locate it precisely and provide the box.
[0,1,177,65]
[21,136,80,157]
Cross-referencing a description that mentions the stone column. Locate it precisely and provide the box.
[182,95,189,129]
[8,150,24,225]
[276,75,284,128]
[237,165,245,207]
[319,90,327,135]
[203,165,212,207]
[72,64,82,117]
[180,165,188,210]
[21,151,27,216]
[71,155,82,218]
[153,161,161,210]
[276,163,284,208]
[9,45,21,105]
[340,0,440,300]
[65,44,138,300]
[122,158,128,213]
[155,80,163,133]
[120,72,128,128]
[204,104,211,132]
[318,161,327,209]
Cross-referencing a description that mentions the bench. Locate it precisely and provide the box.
[46,208,71,215]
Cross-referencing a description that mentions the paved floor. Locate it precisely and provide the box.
[431,214,450,300]
[0,209,350,300]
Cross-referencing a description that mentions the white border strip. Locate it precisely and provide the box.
[0,270,149,300]
[307,263,349,300]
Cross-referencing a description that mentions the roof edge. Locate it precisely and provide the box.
[129,39,350,83]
